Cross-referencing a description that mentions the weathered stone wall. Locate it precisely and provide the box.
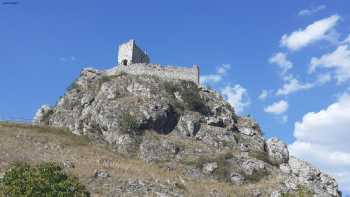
[118,40,149,65]
[132,44,150,64]
[117,41,133,65]
[115,64,200,85]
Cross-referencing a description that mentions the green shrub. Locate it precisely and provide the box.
[40,109,54,125]
[100,75,112,83]
[180,85,210,115]
[163,81,210,115]
[163,81,179,94]
[281,186,313,197]
[248,151,271,164]
[119,112,140,135]
[0,162,89,197]
[213,152,235,182]
[185,152,234,182]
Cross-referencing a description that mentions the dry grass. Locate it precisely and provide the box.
[0,122,282,196]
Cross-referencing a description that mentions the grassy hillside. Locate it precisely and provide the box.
[0,122,284,197]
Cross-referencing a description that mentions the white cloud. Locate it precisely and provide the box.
[200,64,231,84]
[282,115,288,123]
[276,73,331,96]
[289,93,350,193]
[298,5,326,16]
[217,64,231,75]
[316,73,332,84]
[342,34,350,44]
[268,52,329,96]
[276,78,314,96]
[258,89,270,101]
[200,75,222,84]
[264,100,289,115]
[281,15,340,51]
[221,84,250,114]
[60,56,77,62]
[310,45,350,83]
[269,52,293,75]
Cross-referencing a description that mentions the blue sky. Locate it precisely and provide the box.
[1,0,350,193]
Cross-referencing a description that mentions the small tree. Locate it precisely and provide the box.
[119,112,140,135]
[0,162,90,197]
[163,80,210,115]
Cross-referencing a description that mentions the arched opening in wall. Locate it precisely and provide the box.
[122,59,128,66]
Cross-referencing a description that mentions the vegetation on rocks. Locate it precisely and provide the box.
[0,162,89,197]
[163,80,210,115]
[28,68,341,197]
[118,112,140,135]
[281,186,313,197]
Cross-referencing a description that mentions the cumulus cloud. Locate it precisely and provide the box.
[276,78,313,96]
[267,51,332,95]
[258,89,270,101]
[264,100,289,115]
[281,15,340,51]
[221,84,250,114]
[60,56,77,62]
[217,64,231,75]
[289,93,350,193]
[310,44,350,83]
[342,34,350,44]
[316,73,332,84]
[269,52,293,75]
[276,74,331,96]
[298,5,326,16]
[268,52,330,96]
[282,115,288,123]
[200,75,222,84]
[200,64,231,84]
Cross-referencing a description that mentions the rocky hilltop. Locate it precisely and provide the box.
[33,68,341,196]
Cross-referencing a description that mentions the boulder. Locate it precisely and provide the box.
[289,156,321,182]
[286,157,341,197]
[266,137,289,165]
[202,162,218,174]
[94,170,110,178]
[320,173,340,197]
[241,159,267,176]
[279,163,291,174]
[230,172,245,185]
[270,191,282,197]
[195,124,238,150]
[176,112,201,137]
[239,134,266,154]
[236,116,262,136]
[33,105,52,125]
[63,160,75,168]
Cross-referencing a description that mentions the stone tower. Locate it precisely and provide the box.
[118,39,150,66]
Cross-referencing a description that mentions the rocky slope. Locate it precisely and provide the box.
[31,68,341,196]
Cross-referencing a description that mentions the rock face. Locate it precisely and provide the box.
[285,157,340,197]
[34,68,341,196]
[33,105,52,125]
[266,137,289,165]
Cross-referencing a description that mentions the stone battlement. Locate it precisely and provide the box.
[114,39,200,85]
[113,63,200,85]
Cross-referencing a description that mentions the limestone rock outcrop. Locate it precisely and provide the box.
[285,156,340,197]
[34,68,341,196]
[266,137,289,165]
[33,105,52,125]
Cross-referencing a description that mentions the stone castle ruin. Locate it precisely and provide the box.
[113,39,200,85]
[118,39,150,65]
